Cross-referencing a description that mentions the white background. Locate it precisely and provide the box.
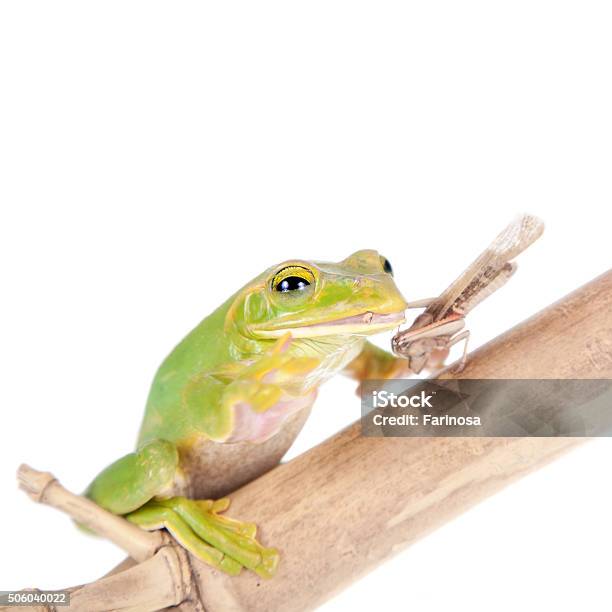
[1,2,611,611]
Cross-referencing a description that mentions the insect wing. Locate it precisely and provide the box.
[424,214,544,321]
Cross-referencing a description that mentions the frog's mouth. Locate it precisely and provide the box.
[252,311,406,339]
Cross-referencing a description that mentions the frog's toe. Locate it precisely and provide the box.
[259,544,280,576]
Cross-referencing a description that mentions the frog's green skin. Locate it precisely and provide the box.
[85,250,409,578]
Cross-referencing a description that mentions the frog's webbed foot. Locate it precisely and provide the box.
[125,496,279,578]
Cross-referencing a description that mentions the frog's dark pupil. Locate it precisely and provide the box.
[277,276,310,292]
[383,258,393,275]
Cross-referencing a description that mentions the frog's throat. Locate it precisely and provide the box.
[250,310,406,339]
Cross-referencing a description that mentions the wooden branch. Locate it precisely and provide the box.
[12,270,612,612]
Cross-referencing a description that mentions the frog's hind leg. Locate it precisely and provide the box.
[85,439,180,515]
[85,439,277,577]
[127,496,279,578]
[125,502,242,576]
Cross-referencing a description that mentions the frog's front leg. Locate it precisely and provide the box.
[344,340,411,384]
[85,439,279,577]
[202,333,320,444]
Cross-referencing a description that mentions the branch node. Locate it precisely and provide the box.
[17,464,57,503]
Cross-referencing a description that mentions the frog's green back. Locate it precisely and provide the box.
[137,296,236,445]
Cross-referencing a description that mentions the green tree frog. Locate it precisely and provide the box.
[85,250,409,578]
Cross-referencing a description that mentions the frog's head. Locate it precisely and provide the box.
[228,250,407,340]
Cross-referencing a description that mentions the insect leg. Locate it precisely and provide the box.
[448,330,471,373]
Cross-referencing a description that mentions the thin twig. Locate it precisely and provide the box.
[17,464,163,563]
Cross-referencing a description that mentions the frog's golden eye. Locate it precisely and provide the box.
[271,266,315,293]
[381,256,393,276]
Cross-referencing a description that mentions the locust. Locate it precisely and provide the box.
[392,214,544,373]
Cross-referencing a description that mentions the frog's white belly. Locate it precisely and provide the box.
[175,400,314,499]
